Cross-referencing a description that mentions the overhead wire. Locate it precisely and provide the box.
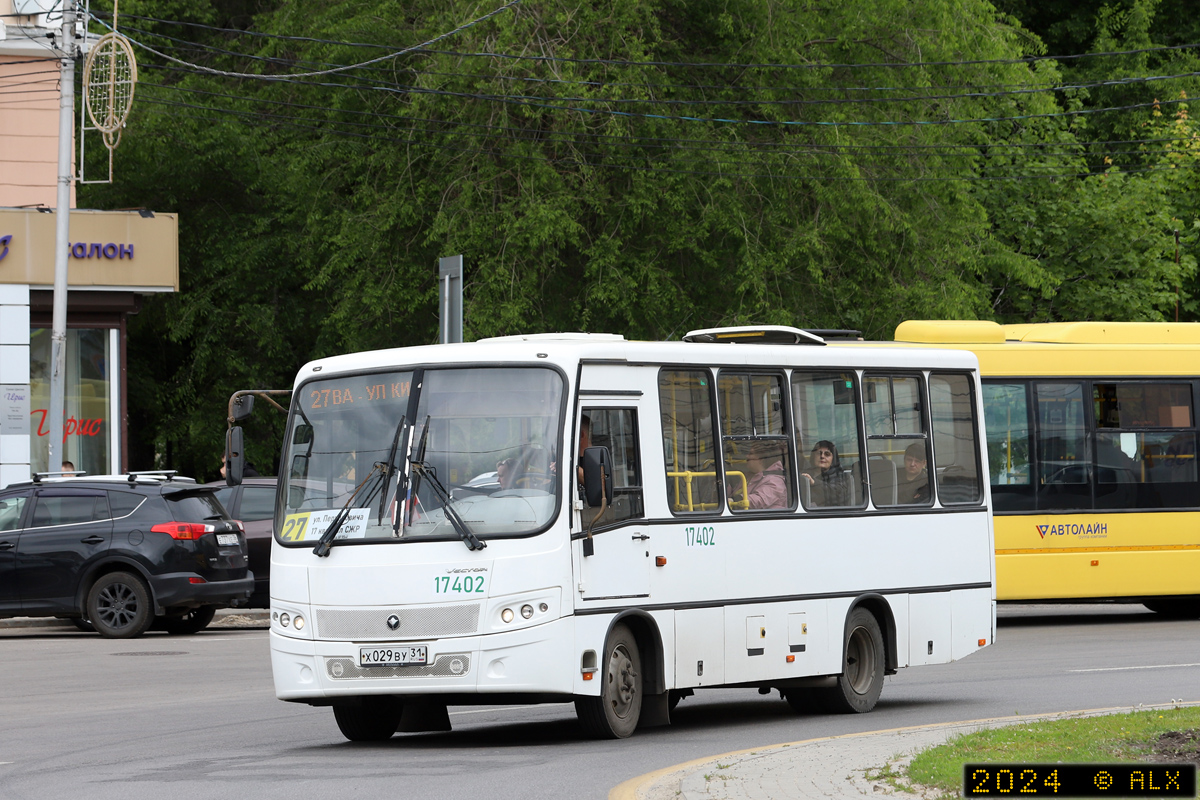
[85,11,1200,70]
[134,76,1193,162]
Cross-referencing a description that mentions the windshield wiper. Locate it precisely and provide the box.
[312,463,386,557]
[410,461,486,551]
[379,415,408,527]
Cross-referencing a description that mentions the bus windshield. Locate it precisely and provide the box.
[279,366,565,545]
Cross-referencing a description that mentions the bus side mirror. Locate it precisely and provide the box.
[226,427,245,486]
[582,446,613,507]
[230,394,255,421]
[292,424,313,446]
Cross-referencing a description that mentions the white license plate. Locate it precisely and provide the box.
[216,533,239,546]
[358,645,428,667]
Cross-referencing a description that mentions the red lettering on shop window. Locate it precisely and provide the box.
[30,409,104,441]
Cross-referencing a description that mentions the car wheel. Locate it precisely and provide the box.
[87,572,154,639]
[162,606,217,635]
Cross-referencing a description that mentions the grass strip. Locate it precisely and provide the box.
[904,707,1200,798]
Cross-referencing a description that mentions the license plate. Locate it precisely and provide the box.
[216,533,239,546]
[358,645,428,667]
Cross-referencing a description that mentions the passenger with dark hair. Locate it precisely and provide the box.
[802,440,851,507]
[897,442,930,504]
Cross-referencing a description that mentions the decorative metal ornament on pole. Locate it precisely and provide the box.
[80,1,136,184]
[48,0,78,474]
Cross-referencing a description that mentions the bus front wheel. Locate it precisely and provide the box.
[575,623,642,738]
[818,607,884,714]
[332,696,403,741]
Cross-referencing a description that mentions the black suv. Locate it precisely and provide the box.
[0,472,253,638]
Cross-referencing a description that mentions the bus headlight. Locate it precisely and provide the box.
[521,604,534,619]
[501,608,515,623]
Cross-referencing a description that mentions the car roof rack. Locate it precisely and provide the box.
[30,471,87,484]
[125,470,179,484]
[682,325,826,345]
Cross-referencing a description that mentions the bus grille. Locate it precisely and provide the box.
[314,604,481,640]
[324,654,471,680]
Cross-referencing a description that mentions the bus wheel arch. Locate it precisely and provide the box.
[605,609,666,695]
[846,594,897,674]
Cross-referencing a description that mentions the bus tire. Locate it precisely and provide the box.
[575,623,642,738]
[817,607,884,714]
[332,696,403,741]
[1144,599,1200,619]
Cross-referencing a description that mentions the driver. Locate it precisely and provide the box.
[496,457,517,490]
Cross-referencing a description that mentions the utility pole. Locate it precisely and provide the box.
[48,0,77,474]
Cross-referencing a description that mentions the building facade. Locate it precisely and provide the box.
[1,1,178,487]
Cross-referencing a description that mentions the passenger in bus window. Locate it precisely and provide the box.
[897,442,930,504]
[802,440,850,507]
[730,441,788,509]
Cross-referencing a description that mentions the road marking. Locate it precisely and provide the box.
[1069,662,1200,673]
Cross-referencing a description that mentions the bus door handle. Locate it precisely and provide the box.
[632,534,649,541]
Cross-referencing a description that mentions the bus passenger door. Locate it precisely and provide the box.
[576,401,650,601]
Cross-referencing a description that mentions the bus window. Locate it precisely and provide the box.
[929,373,983,505]
[792,371,865,509]
[717,373,794,512]
[584,408,644,524]
[864,374,931,507]
[1092,383,1198,510]
[982,382,1035,511]
[1035,382,1090,510]
[659,369,721,514]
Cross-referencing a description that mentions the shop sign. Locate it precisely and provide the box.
[2,384,30,435]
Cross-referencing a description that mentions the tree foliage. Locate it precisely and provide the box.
[79,0,1200,476]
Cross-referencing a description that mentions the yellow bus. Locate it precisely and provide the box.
[893,320,1200,616]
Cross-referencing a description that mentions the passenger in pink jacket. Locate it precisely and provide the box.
[731,441,789,509]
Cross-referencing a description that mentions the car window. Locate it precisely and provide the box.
[212,487,235,514]
[165,492,227,522]
[239,487,276,521]
[107,491,145,518]
[0,494,28,532]
[30,495,110,527]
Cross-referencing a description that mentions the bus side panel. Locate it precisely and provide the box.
[907,593,952,666]
[675,607,725,688]
[995,512,1200,601]
[952,587,993,660]
[722,600,834,685]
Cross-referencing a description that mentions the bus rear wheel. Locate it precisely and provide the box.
[332,696,403,741]
[1144,599,1200,619]
[575,623,642,738]
[817,607,884,714]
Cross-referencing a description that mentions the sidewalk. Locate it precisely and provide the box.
[613,702,1197,800]
[0,608,270,630]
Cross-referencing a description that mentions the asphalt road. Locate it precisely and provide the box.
[1,604,1197,800]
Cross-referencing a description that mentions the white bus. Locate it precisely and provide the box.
[245,326,995,740]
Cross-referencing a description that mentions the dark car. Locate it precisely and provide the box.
[206,477,276,608]
[0,472,254,638]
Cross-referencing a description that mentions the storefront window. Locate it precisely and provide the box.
[29,328,114,476]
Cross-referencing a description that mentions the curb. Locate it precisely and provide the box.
[610,701,1200,800]
[0,609,271,630]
